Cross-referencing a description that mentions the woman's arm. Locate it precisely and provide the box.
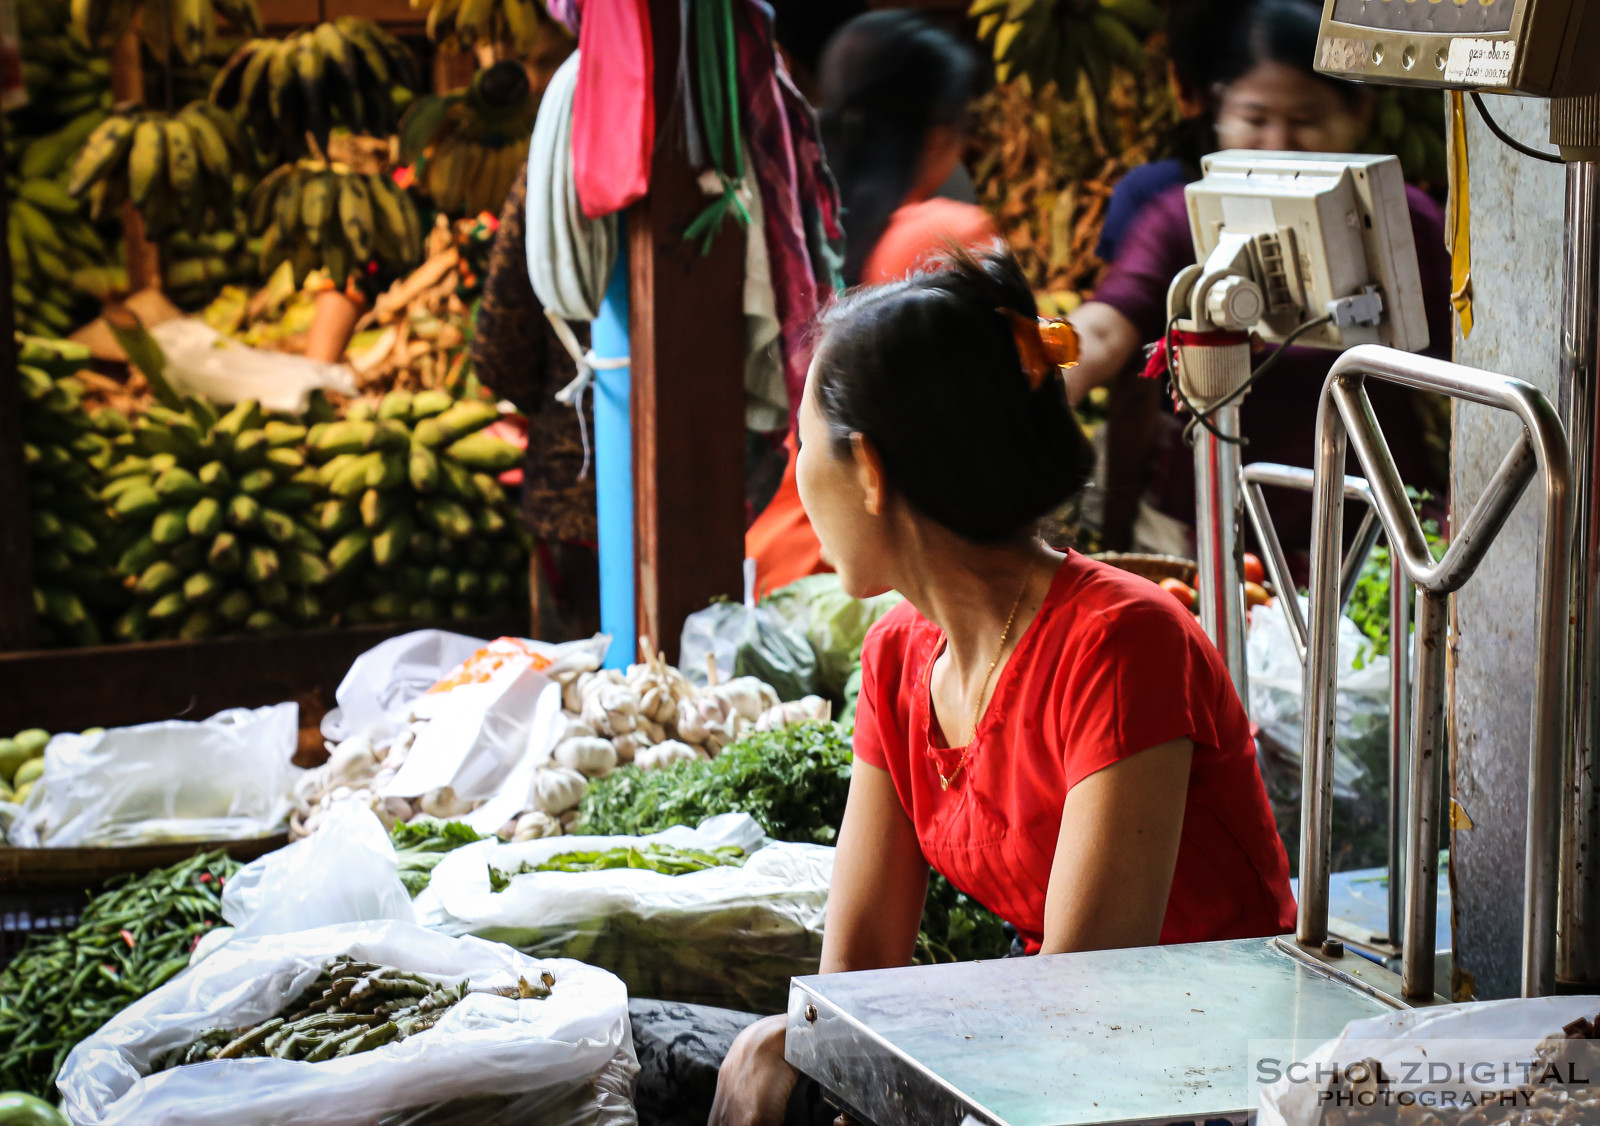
[711,761,928,1126]
[1063,302,1142,406]
[1040,737,1193,954]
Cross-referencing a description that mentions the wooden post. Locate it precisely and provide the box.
[111,28,162,292]
[629,0,747,663]
[0,107,38,650]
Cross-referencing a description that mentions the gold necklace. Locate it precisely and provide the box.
[938,561,1035,792]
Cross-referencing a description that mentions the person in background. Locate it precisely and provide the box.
[711,248,1295,1125]
[746,11,998,596]
[1068,0,1451,559]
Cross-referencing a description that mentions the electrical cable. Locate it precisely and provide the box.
[1470,92,1565,165]
[1164,313,1334,447]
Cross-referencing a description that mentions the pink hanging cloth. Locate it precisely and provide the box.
[571,0,655,219]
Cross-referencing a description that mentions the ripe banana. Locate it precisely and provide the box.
[67,105,237,241]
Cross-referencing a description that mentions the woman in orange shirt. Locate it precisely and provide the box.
[746,11,999,595]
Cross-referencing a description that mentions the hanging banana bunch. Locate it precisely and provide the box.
[410,0,546,54]
[71,0,263,64]
[210,18,419,167]
[66,101,241,240]
[970,0,1162,96]
[400,61,537,218]
[248,159,424,290]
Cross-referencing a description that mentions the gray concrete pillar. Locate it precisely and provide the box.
[1450,94,1566,1001]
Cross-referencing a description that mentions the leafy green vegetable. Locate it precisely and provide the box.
[488,843,747,892]
[578,721,854,844]
[577,721,1012,963]
[391,818,483,897]
[1345,497,1446,668]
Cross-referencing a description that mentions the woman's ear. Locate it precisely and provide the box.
[850,432,887,517]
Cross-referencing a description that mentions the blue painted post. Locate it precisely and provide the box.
[591,226,634,670]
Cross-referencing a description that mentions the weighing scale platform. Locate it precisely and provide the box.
[786,937,1407,1126]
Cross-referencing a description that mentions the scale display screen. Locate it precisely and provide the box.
[1315,0,1598,96]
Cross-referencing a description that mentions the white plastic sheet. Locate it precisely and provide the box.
[420,814,830,1012]
[322,629,490,744]
[8,704,299,848]
[1257,996,1600,1126]
[222,801,415,941]
[58,920,638,1126]
[151,318,357,414]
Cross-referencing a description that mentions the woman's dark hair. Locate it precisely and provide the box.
[811,248,1095,544]
[816,12,979,286]
[1214,0,1365,106]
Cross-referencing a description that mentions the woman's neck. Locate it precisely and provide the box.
[897,535,1061,679]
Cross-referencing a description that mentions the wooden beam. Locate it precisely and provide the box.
[0,108,37,651]
[0,617,518,736]
[629,0,748,664]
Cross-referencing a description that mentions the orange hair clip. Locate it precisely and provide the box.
[1002,309,1081,389]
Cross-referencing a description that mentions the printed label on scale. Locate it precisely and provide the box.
[1444,38,1515,85]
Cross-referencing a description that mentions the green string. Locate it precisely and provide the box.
[686,0,749,255]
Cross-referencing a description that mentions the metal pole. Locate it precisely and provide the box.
[1557,154,1600,989]
[1403,591,1448,1000]
[1387,559,1412,948]
[1194,406,1248,703]
[1297,391,1349,949]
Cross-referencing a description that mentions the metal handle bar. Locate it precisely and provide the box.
[1299,346,1572,1001]
[1241,462,1412,951]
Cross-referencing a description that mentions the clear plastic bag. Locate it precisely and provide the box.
[221,801,416,942]
[8,704,300,848]
[58,920,638,1126]
[150,317,357,414]
[679,602,817,703]
[1257,996,1600,1126]
[419,814,831,1012]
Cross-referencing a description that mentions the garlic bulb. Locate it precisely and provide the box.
[533,766,589,814]
[634,740,705,770]
[512,810,562,841]
[420,786,473,819]
[553,736,619,777]
[381,796,414,823]
[756,695,833,731]
[610,732,646,764]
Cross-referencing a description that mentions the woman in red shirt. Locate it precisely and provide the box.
[711,248,1295,1125]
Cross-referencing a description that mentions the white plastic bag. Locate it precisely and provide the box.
[59,920,638,1126]
[222,801,415,942]
[1257,996,1600,1126]
[8,704,299,848]
[151,317,357,414]
[420,814,830,1012]
[322,629,490,743]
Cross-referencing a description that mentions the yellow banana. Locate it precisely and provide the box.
[337,173,374,261]
[68,113,136,197]
[127,117,166,207]
[454,0,494,46]
[425,0,462,41]
[162,116,199,203]
[140,0,173,62]
[502,0,541,53]
[180,106,230,179]
[172,0,209,64]
[300,171,332,246]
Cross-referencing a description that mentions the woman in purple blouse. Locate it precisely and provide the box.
[1068,0,1451,555]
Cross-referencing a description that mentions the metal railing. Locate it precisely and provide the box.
[1296,346,1572,1001]
[1241,463,1411,948]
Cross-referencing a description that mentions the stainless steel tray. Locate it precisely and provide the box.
[785,937,1413,1126]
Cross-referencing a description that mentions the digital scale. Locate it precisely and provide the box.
[781,4,1600,1124]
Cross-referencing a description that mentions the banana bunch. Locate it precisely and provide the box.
[248,158,423,289]
[410,0,545,54]
[1367,88,1447,191]
[210,19,419,166]
[164,226,259,308]
[6,0,118,337]
[970,0,1162,94]
[67,102,241,242]
[402,61,537,218]
[102,397,336,641]
[17,335,130,646]
[305,391,528,625]
[71,0,262,64]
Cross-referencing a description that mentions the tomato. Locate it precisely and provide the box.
[1244,581,1272,608]
[1242,553,1265,585]
[1159,577,1198,611]
[0,1093,69,1126]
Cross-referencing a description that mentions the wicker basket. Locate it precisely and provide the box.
[1090,552,1198,586]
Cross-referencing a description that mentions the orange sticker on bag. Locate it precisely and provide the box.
[427,637,554,694]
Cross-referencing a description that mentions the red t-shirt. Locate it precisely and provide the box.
[854,552,1296,951]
